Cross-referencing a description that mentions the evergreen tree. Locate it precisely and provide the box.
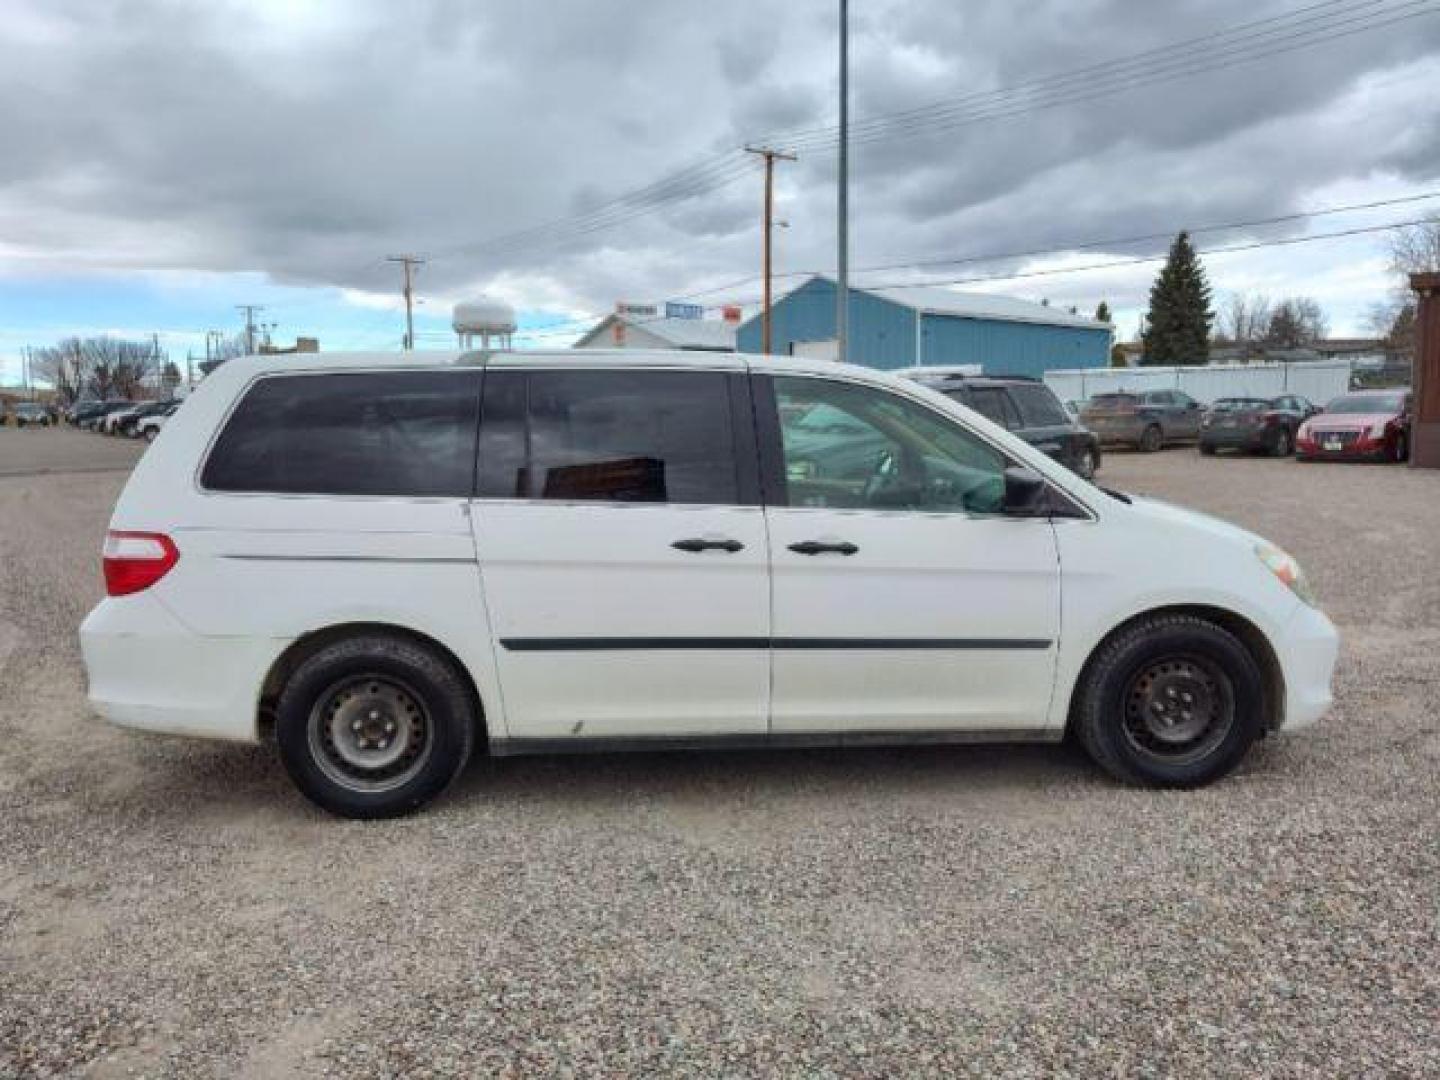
[1141,232,1213,366]
[1095,300,1111,323]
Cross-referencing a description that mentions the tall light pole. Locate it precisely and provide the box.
[836,0,850,363]
[745,146,797,355]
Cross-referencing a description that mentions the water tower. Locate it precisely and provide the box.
[452,297,517,351]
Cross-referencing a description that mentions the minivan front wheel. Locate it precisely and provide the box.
[1073,614,1264,787]
[276,634,475,818]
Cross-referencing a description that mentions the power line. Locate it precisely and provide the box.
[427,0,1433,264]
[668,189,1440,303]
[770,0,1435,153]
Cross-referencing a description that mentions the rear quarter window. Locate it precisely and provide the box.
[201,370,481,497]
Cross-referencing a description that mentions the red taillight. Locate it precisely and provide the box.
[103,531,179,596]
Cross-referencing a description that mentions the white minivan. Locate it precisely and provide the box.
[81,349,1338,818]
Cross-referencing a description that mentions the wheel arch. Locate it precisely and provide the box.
[258,622,488,745]
[1065,604,1285,736]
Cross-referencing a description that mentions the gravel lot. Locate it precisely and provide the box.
[2,426,1437,1077]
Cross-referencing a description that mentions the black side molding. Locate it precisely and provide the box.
[499,637,1052,652]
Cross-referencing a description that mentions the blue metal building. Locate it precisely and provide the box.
[736,275,1111,376]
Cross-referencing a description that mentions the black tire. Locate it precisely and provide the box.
[1074,445,1098,479]
[1393,432,1408,463]
[1072,614,1264,788]
[1199,442,1217,456]
[1139,425,1163,453]
[275,634,477,818]
[1268,426,1293,457]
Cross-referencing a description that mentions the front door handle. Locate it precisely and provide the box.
[788,540,859,556]
[672,536,745,553]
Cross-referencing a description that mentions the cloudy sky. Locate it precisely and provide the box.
[2,0,1439,382]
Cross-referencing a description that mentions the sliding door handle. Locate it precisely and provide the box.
[788,540,859,556]
[672,536,745,553]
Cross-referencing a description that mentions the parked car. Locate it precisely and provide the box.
[1296,389,1413,463]
[11,402,53,427]
[1081,389,1203,451]
[81,351,1337,818]
[100,403,148,435]
[1198,395,1317,457]
[76,401,134,430]
[906,373,1102,479]
[133,402,179,441]
[118,400,176,437]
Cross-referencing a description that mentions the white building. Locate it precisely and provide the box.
[574,313,736,353]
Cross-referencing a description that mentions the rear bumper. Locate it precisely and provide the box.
[80,593,284,743]
[1274,603,1339,731]
[1200,426,1267,450]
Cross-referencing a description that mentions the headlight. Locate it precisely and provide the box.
[1255,543,1317,606]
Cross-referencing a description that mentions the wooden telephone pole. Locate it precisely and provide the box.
[387,255,426,351]
[745,146,796,355]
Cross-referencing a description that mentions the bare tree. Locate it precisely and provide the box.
[28,336,160,403]
[1266,296,1328,349]
[1389,214,1440,277]
[1217,292,1272,354]
[1369,216,1440,362]
[28,338,86,404]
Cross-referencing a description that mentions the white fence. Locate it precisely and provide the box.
[1044,360,1353,406]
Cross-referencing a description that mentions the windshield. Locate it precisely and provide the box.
[1326,393,1406,414]
[1211,398,1268,411]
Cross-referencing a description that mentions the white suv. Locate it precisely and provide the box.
[80,350,1338,818]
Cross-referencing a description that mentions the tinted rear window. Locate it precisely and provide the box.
[477,369,739,504]
[202,370,481,497]
[1089,394,1137,407]
[1326,393,1406,414]
[1008,384,1069,427]
[958,386,1020,429]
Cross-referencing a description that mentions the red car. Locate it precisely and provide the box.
[1296,389,1413,463]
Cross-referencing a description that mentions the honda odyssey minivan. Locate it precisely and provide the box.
[80,349,1338,818]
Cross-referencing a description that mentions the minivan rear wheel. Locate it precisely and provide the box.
[1139,425,1163,453]
[1072,614,1264,787]
[276,634,475,818]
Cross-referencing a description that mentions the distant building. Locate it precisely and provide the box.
[736,275,1111,376]
[258,337,320,355]
[574,313,736,352]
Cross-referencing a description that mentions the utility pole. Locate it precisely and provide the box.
[745,146,797,355]
[837,0,850,363]
[236,305,263,356]
[387,255,426,351]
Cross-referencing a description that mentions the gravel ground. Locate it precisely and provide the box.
[1,431,1437,1077]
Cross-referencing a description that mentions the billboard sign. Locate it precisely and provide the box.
[664,301,704,321]
[616,301,658,319]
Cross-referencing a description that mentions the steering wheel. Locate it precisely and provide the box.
[862,447,923,507]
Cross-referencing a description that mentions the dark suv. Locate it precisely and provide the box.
[908,373,1101,479]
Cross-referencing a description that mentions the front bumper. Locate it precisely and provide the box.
[80,592,285,743]
[1274,602,1339,731]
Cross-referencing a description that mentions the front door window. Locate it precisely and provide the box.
[774,377,1007,514]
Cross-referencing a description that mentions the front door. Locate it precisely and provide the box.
[759,374,1061,735]
[470,366,771,742]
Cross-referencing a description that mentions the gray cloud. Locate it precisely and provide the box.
[1,0,1438,325]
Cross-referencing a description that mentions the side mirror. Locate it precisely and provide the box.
[1003,466,1047,515]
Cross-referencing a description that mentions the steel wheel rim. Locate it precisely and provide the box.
[1078,449,1095,477]
[307,675,433,793]
[1121,654,1235,766]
